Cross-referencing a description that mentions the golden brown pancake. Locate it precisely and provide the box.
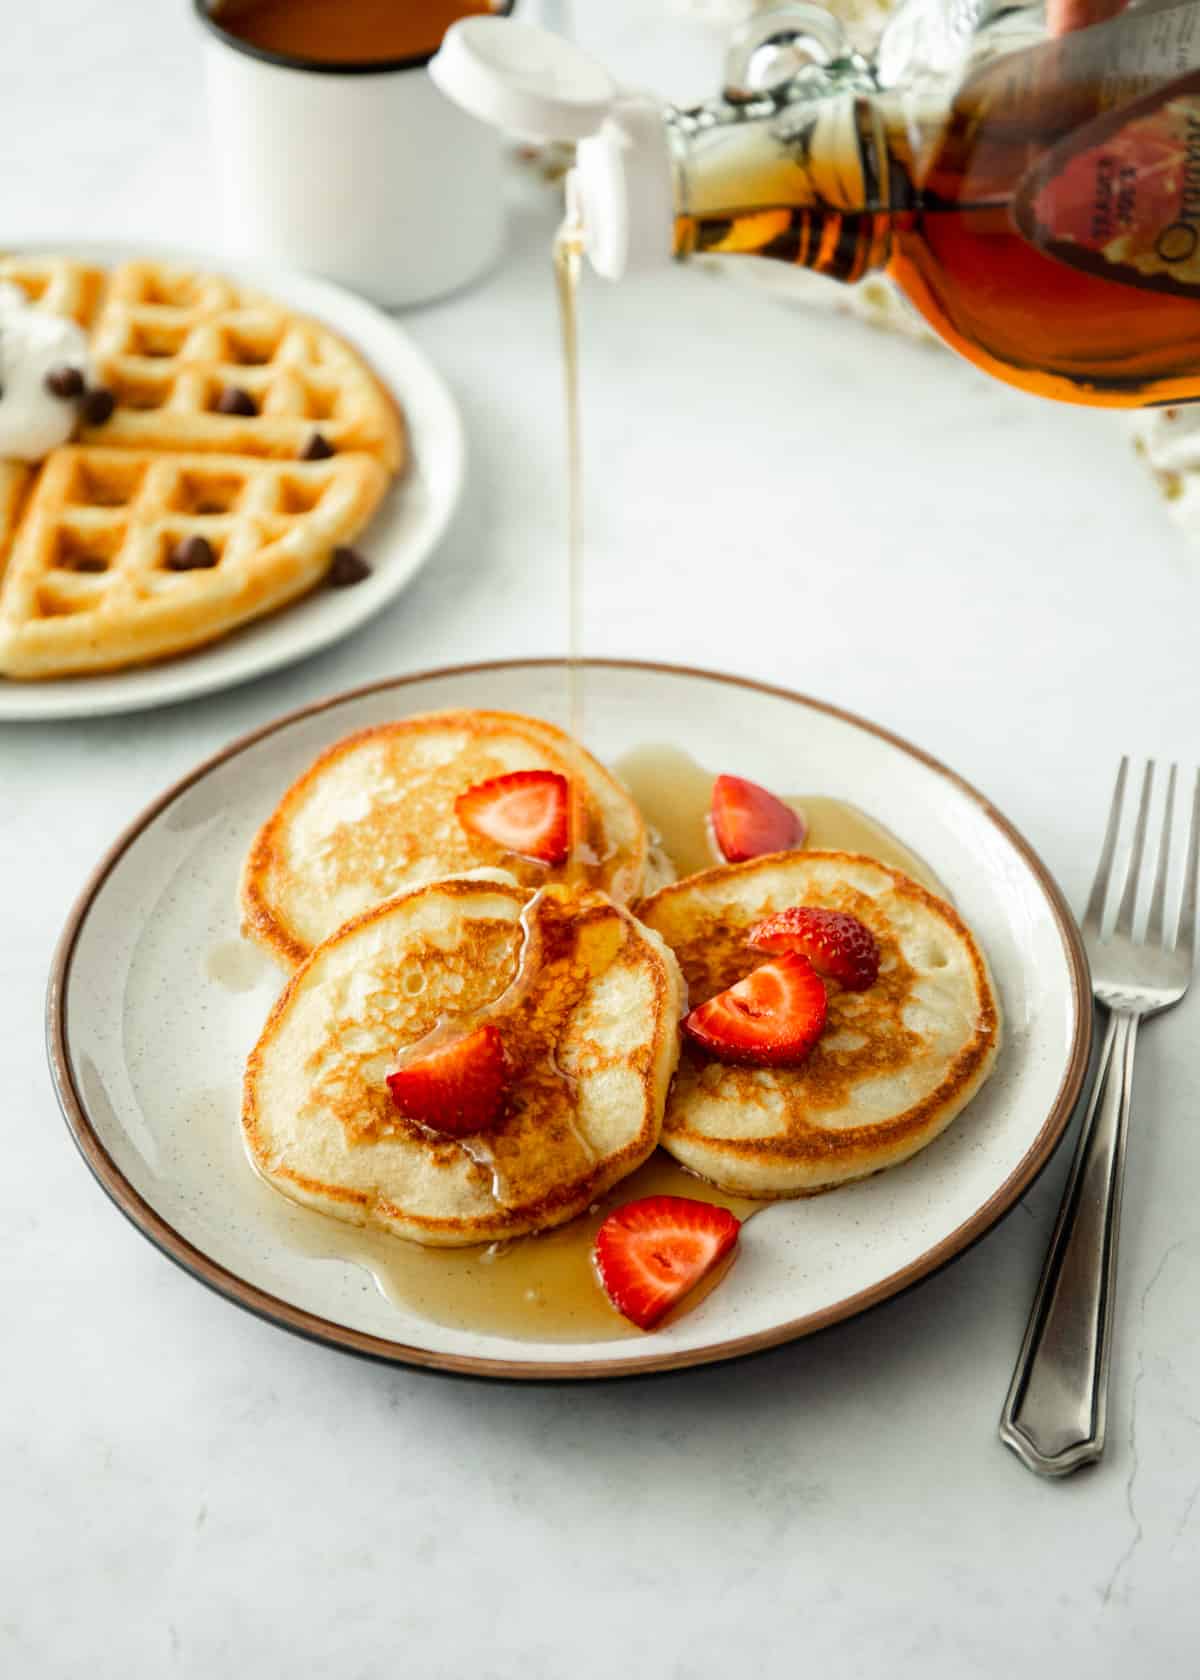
[241,708,655,966]
[243,878,685,1245]
[639,851,1001,1196]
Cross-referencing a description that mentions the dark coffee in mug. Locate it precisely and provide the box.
[210,0,498,65]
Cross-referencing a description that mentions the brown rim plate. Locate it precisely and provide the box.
[47,659,1091,1380]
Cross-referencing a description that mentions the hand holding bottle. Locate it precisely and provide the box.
[1048,0,1127,35]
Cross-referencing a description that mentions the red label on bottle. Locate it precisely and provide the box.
[1012,71,1200,295]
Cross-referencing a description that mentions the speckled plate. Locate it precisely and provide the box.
[0,239,464,721]
[47,660,1091,1380]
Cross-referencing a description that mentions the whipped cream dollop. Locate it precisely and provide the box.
[0,283,92,461]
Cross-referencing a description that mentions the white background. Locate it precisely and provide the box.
[4,2,1200,1674]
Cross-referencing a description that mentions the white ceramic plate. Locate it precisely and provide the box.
[48,661,1090,1380]
[0,241,464,721]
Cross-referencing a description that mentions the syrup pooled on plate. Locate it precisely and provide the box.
[205,938,273,995]
[616,741,944,891]
[230,1118,755,1343]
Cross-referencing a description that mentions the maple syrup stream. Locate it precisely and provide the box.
[555,226,585,881]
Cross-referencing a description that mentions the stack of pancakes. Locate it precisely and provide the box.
[242,708,1001,1249]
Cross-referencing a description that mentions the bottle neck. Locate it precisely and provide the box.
[666,89,897,283]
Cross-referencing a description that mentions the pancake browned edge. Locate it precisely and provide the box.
[242,878,684,1246]
[639,850,1001,1197]
[240,708,652,968]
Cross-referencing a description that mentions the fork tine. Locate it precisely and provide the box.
[1083,759,1128,937]
[1146,763,1177,949]
[1114,761,1155,938]
[1176,769,1200,961]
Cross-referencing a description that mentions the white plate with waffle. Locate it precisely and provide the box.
[0,242,464,720]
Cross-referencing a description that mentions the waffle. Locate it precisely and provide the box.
[0,446,388,678]
[0,254,105,326]
[0,254,405,680]
[82,262,405,468]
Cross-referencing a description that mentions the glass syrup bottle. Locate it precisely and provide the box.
[434,0,1200,406]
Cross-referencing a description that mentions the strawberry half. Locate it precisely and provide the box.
[711,774,805,863]
[683,952,827,1066]
[593,1195,741,1330]
[749,906,880,991]
[456,770,569,866]
[386,1024,507,1136]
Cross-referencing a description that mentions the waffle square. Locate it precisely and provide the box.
[0,446,388,678]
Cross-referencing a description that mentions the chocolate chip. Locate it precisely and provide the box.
[71,556,107,574]
[168,535,217,572]
[44,364,85,400]
[215,385,258,417]
[81,386,116,425]
[328,546,370,587]
[300,431,334,461]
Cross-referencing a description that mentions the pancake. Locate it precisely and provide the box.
[243,877,685,1246]
[639,851,1000,1196]
[241,708,654,966]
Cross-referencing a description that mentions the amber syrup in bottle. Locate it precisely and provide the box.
[672,3,1200,406]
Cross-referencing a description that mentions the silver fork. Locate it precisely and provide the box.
[1000,759,1200,1478]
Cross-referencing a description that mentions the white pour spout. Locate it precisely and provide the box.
[429,17,674,279]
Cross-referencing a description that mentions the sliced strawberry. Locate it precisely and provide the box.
[386,1024,507,1136]
[683,952,827,1066]
[749,906,880,991]
[711,774,805,863]
[593,1195,741,1330]
[456,770,569,866]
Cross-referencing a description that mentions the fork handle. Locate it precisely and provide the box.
[999,1008,1140,1477]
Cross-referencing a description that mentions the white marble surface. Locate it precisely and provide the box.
[5,3,1200,1674]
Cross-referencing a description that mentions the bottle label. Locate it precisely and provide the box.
[1012,72,1200,296]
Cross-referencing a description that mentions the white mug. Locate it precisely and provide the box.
[194,2,513,308]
